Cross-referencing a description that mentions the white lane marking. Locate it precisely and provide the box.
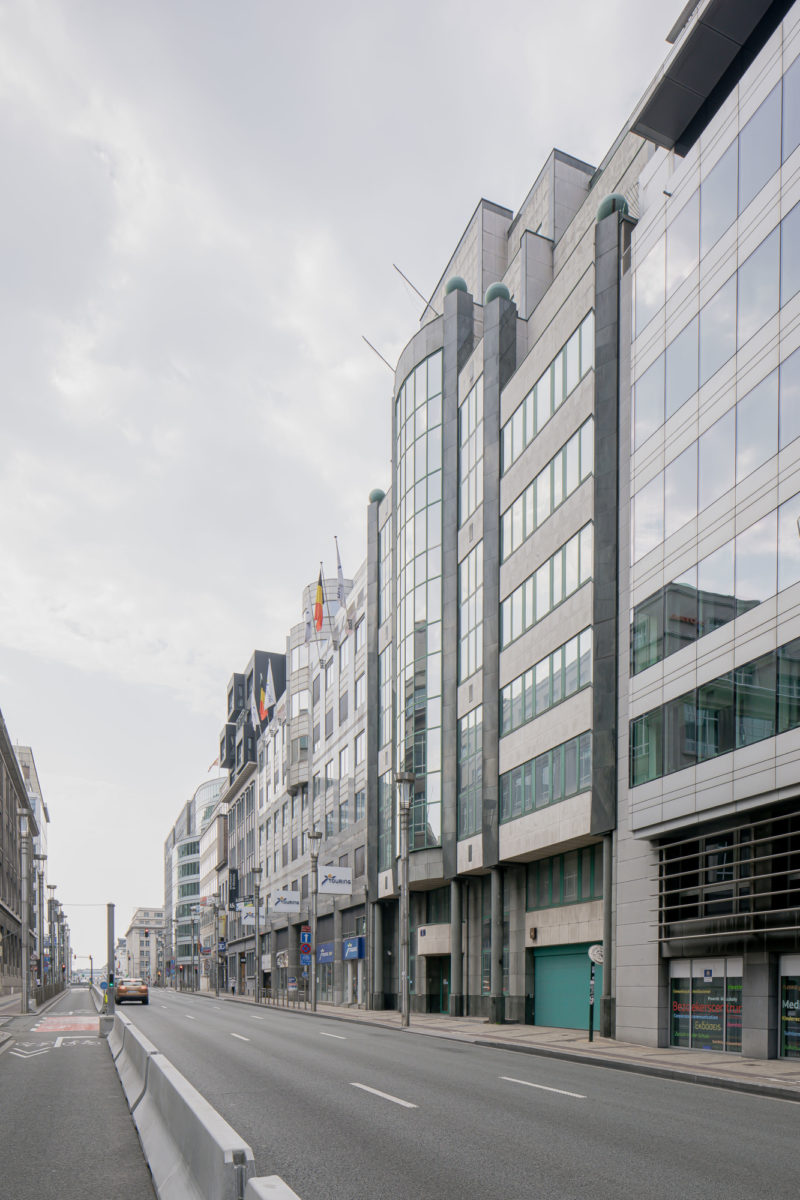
[160,1005,167,1009]
[251,1015,264,1021]
[320,1032,346,1040]
[185,1015,196,1021]
[212,1006,221,1010]
[53,1037,63,1048]
[230,1033,250,1042]
[501,1075,586,1099]
[351,1082,417,1108]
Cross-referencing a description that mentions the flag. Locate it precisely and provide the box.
[207,757,219,772]
[250,682,260,735]
[314,569,324,632]
[336,537,346,609]
[260,661,276,720]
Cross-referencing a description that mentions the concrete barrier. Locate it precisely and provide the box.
[112,1012,160,1109]
[244,1179,302,1199]
[131,1051,255,1200]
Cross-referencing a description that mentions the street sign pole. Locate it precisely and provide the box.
[588,943,603,1042]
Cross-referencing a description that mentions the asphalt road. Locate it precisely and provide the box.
[122,989,799,1200]
[0,988,155,1200]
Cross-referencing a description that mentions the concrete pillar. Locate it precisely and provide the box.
[449,879,463,1016]
[371,902,384,1009]
[288,922,301,1004]
[742,951,778,1059]
[333,906,343,1004]
[489,867,505,1023]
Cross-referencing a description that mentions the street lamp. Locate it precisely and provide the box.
[308,828,323,1013]
[212,893,221,998]
[33,853,46,992]
[253,867,263,1004]
[47,885,56,987]
[395,771,415,1029]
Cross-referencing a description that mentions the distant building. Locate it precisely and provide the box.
[124,907,165,984]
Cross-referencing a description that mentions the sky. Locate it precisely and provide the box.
[0,0,679,965]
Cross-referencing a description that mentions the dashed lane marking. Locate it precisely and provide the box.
[501,1076,586,1099]
[350,1082,417,1108]
[230,1033,250,1042]
[320,1032,346,1040]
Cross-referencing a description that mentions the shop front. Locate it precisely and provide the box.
[342,935,365,1005]
[668,958,742,1052]
[780,954,800,1058]
[317,941,335,1003]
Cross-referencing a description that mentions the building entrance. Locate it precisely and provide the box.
[426,955,450,1013]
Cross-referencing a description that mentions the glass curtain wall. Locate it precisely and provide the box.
[395,351,444,849]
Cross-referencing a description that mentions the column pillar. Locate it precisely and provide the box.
[333,905,343,1005]
[449,878,463,1016]
[371,902,384,1009]
[489,867,504,1024]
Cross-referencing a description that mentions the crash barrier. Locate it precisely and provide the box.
[244,1179,302,1199]
[111,1012,159,1109]
[109,1011,301,1200]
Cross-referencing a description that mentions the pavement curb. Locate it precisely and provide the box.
[172,989,800,1104]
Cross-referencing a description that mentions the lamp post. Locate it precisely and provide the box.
[47,884,56,987]
[395,772,415,1029]
[253,867,263,1004]
[212,893,221,998]
[33,853,46,991]
[308,828,322,1013]
[191,911,198,992]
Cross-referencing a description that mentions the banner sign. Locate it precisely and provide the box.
[228,868,239,911]
[271,890,301,913]
[240,904,267,927]
[342,936,365,961]
[319,868,352,896]
[317,941,335,963]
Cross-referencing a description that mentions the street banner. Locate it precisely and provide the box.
[271,889,301,913]
[241,903,267,927]
[319,867,352,895]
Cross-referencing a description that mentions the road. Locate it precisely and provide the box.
[122,989,798,1200]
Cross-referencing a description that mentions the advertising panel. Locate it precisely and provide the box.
[318,868,352,896]
[271,890,301,913]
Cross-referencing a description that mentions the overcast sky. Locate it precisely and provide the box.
[1,0,678,966]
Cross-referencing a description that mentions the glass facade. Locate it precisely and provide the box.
[500,628,592,737]
[502,312,594,472]
[501,418,594,561]
[526,844,602,909]
[459,541,483,682]
[457,706,482,839]
[499,732,591,823]
[395,350,443,850]
[630,636,800,786]
[500,524,593,648]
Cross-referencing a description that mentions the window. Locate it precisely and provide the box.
[339,691,349,724]
[291,690,309,717]
[459,541,483,680]
[501,524,593,648]
[312,675,321,706]
[355,618,365,653]
[324,661,333,691]
[354,845,365,877]
[354,790,365,821]
[635,236,665,334]
[739,85,780,213]
[339,800,350,831]
[325,708,334,739]
[501,629,592,735]
[339,745,350,779]
[502,313,594,471]
[354,730,365,766]
[325,811,335,838]
[459,376,484,524]
[458,707,482,839]
[499,732,591,822]
[339,639,350,672]
[325,761,333,791]
[355,673,365,710]
[700,141,737,256]
[501,419,593,560]
[527,845,602,909]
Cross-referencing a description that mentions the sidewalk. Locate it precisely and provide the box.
[196,987,800,1103]
[0,988,155,1200]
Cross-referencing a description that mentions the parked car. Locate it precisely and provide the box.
[114,978,149,1005]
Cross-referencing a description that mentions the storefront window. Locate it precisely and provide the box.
[781,974,800,1058]
[669,959,742,1052]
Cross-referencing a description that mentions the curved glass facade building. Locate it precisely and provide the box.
[394,349,443,849]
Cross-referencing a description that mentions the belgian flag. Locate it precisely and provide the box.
[314,570,324,632]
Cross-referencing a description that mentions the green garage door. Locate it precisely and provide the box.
[534,943,602,1030]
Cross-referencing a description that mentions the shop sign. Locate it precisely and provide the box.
[271,890,301,913]
[319,869,352,896]
[317,941,335,963]
[342,936,365,961]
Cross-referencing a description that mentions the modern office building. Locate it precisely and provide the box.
[164,777,223,987]
[14,745,50,984]
[366,121,649,1026]
[617,0,800,1059]
[364,0,800,1056]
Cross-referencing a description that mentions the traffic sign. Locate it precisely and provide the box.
[300,940,311,955]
